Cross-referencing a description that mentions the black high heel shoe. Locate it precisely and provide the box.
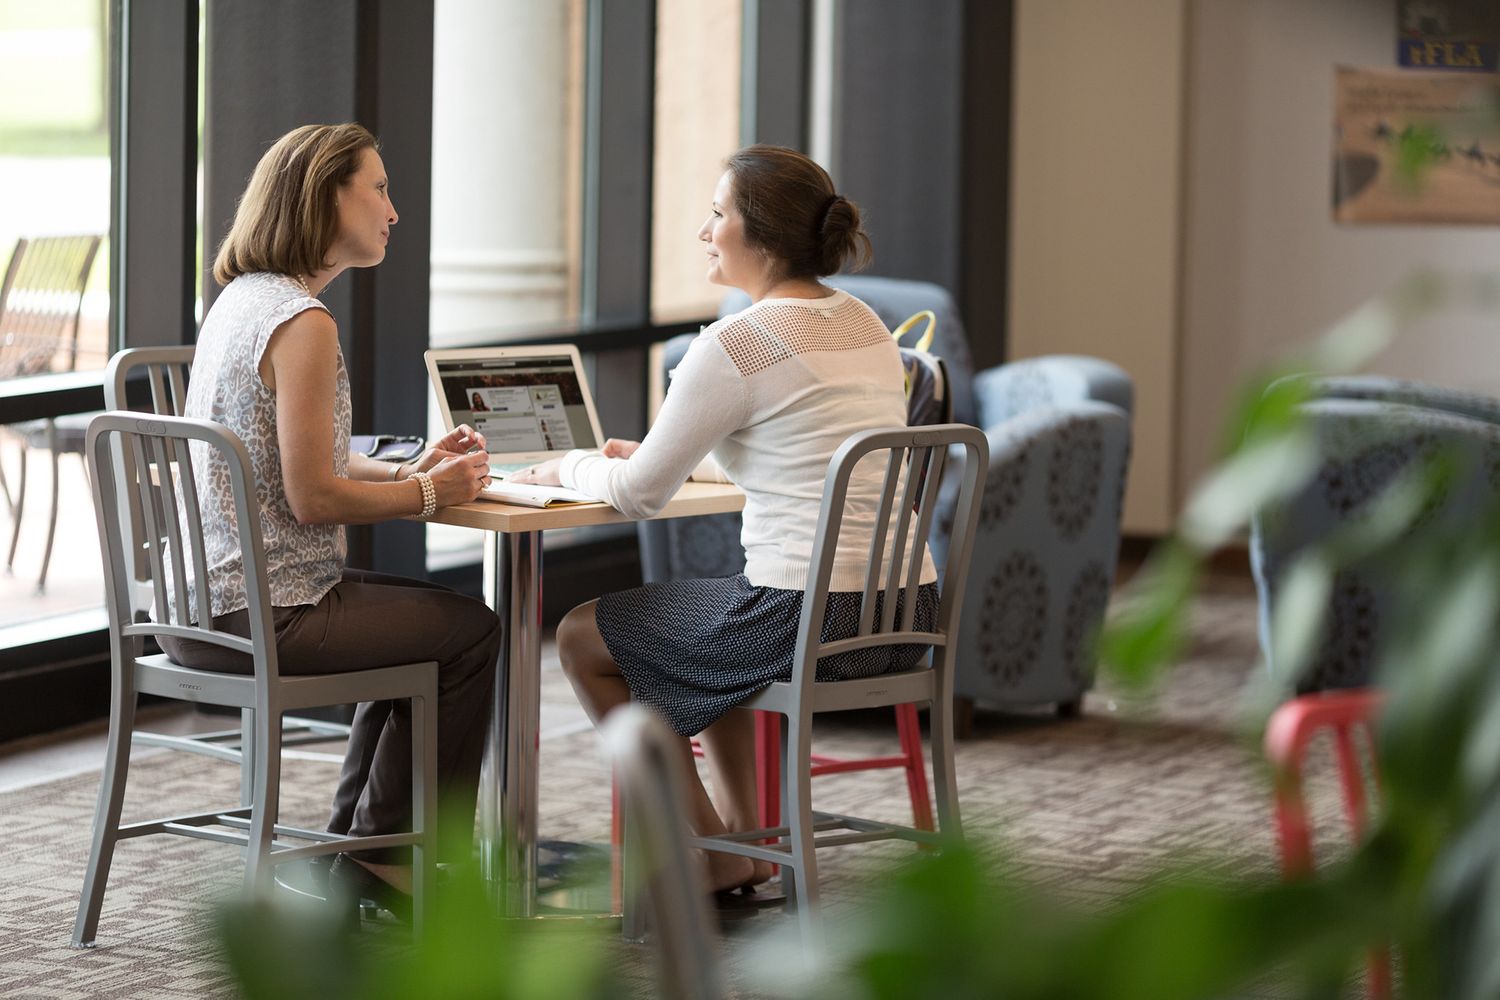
[328,854,413,926]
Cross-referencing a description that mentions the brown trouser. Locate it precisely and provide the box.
[159,569,501,864]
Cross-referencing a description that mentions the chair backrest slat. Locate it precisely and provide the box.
[131,434,173,624]
[899,443,948,632]
[89,412,281,679]
[791,425,988,696]
[103,347,199,617]
[858,450,903,636]
[141,361,193,415]
[150,434,193,627]
[147,366,170,414]
[170,435,213,627]
[0,235,102,377]
[878,445,927,635]
[165,363,190,414]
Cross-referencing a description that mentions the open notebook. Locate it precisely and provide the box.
[480,482,598,509]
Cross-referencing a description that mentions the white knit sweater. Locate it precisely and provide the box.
[560,289,937,592]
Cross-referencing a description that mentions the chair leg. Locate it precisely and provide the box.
[411,686,438,937]
[37,420,60,594]
[618,777,649,942]
[928,692,963,840]
[5,443,25,574]
[777,714,796,912]
[754,709,780,830]
[239,709,255,809]
[243,709,282,898]
[783,710,821,947]
[72,682,138,947]
[895,704,935,831]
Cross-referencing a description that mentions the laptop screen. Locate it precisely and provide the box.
[433,352,601,455]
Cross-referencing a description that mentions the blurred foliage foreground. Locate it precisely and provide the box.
[223,274,1500,998]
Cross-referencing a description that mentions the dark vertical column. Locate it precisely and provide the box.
[960,0,1012,370]
[581,0,655,441]
[824,0,1012,371]
[358,0,434,577]
[742,0,810,148]
[114,0,198,350]
[204,0,433,575]
[203,1,358,320]
[831,0,964,293]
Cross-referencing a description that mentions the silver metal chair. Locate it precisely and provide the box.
[690,423,988,945]
[72,412,438,946]
[604,704,723,1000]
[102,347,354,804]
[0,234,104,593]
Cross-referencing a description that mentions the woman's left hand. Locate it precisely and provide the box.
[508,458,563,486]
[434,424,486,455]
[404,425,487,478]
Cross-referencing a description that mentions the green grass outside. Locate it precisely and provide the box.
[0,0,108,151]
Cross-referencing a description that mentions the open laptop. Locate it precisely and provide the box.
[424,344,607,490]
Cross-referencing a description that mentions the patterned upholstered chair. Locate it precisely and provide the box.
[1250,398,1500,692]
[953,359,1133,725]
[1301,374,1500,426]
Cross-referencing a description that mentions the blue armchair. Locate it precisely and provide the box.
[1250,397,1500,692]
[1300,374,1500,426]
[639,276,1134,728]
[954,359,1132,721]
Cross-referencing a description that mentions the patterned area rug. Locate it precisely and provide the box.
[0,589,1341,998]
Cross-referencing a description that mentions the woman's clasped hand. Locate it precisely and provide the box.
[411,424,493,504]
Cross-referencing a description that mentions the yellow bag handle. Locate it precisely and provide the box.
[892,310,937,353]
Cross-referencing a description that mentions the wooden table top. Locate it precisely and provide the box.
[426,480,744,533]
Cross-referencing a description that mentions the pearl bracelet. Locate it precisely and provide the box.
[411,471,437,518]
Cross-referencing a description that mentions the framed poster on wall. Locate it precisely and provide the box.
[1398,1,1499,71]
[1332,65,1500,224]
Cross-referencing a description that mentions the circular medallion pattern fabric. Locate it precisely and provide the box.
[980,445,1030,530]
[1318,433,1452,532]
[1488,443,1500,493]
[978,550,1048,686]
[1047,418,1103,541]
[1307,572,1377,690]
[667,512,746,578]
[1061,561,1111,687]
[989,364,1056,425]
[1319,437,1425,516]
[1114,438,1132,525]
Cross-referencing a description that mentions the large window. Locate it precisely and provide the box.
[0,0,114,644]
[650,0,742,324]
[426,0,589,569]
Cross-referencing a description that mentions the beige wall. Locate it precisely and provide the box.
[1178,0,1500,500]
[1009,0,1186,534]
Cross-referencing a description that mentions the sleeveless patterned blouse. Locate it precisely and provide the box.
[173,272,351,621]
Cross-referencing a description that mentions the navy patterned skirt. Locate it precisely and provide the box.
[594,574,940,737]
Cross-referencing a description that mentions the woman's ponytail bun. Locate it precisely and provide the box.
[725,145,873,280]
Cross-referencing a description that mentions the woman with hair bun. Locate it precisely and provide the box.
[511,144,937,895]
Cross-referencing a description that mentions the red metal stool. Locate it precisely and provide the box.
[611,704,934,907]
[1264,688,1388,999]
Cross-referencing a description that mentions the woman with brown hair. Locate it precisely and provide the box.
[510,145,938,895]
[161,123,500,919]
